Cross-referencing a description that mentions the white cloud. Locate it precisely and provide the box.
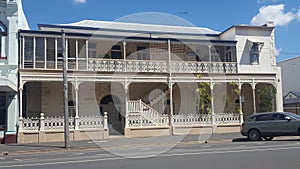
[251,4,296,26]
[275,48,282,56]
[74,0,87,4]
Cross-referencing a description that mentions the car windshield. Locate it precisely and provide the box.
[286,112,300,119]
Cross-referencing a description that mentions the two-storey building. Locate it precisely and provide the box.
[17,19,283,142]
[0,0,28,144]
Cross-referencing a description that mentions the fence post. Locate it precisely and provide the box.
[104,112,108,129]
[75,116,79,130]
[18,117,23,132]
[139,99,142,113]
[239,112,244,125]
[40,113,45,131]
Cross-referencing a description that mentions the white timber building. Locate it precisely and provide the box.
[16,19,284,143]
[0,0,284,143]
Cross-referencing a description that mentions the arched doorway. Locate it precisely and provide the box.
[100,95,124,135]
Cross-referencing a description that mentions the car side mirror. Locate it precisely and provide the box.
[285,116,292,121]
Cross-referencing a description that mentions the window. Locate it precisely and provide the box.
[111,45,122,59]
[46,38,55,61]
[137,46,149,60]
[226,46,232,62]
[35,37,45,68]
[24,36,34,68]
[0,22,7,59]
[256,114,273,121]
[187,52,196,61]
[88,41,97,58]
[273,113,285,120]
[250,43,260,64]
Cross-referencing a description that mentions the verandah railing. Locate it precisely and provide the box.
[19,113,108,132]
[88,59,237,74]
[22,58,237,74]
[20,112,241,131]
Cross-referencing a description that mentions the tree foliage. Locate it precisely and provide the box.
[196,75,211,114]
[258,85,276,112]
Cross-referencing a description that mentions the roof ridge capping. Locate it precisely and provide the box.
[49,19,221,35]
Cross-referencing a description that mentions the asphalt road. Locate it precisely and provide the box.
[1,139,300,169]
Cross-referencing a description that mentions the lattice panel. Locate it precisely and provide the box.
[149,43,168,59]
[171,44,186,59]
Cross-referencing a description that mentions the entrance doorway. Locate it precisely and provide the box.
[100,95,124,135]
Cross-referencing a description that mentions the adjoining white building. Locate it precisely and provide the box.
[277,56,300,114]
[0,0,29,144]
[16,17,283,143]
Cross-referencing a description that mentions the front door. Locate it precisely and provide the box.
[100,95,124,135]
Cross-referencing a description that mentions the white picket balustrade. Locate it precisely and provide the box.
[215,113,240,125]
[128,100,168,127]
[173,114,212,126]
[78,115,104,129]
[128,113,169,127]
[20,114,106,131]
[22,117,40,131]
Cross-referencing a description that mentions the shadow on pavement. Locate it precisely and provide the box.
[7,144,64,149]
[232,137,250,142]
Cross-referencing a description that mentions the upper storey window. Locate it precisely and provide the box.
[250,43,259,64]
[248,39,264,65]
[0,22,7,59]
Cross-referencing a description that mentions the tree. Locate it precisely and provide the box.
[258,85,276,112]
[196,75,211,114]
[224,82,240,113]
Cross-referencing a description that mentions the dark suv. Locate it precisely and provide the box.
[241,112,300,141]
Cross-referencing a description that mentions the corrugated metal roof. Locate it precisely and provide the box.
[59,20,220,35]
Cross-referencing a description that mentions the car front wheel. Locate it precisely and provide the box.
[248,129,261,141]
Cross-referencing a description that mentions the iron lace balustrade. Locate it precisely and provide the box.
[21,58,237,74]
[87,59,237,74]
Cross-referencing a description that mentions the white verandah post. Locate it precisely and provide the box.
[238,79,244,124]
[123,41,127,72]
[210,80,215,125]
[74,79,80,130]
[168,39,174,134]
[124,79,129,128]
[18,86,24,132]
[252,79,256,114]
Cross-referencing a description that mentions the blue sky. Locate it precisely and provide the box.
[22,0,300,62]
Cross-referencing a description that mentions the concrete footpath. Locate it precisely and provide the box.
[0,133,243,155]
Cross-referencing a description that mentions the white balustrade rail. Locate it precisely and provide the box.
[44,116,75,131]
[78,115,104,129]
[215,113,240,125]
[87,59,237,74]
[21,117,40,131]
[128,113,169,127]
[20,112,240,131]
[127,99,168,127]
[173,113,240,126]
[173,114,212,126]
[19,113,107,132]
